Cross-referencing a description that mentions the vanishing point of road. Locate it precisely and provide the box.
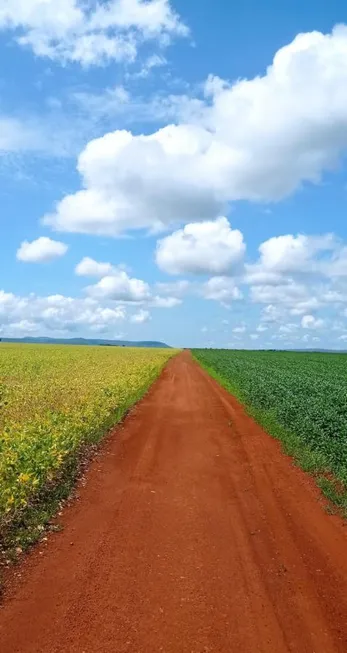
[1,351,347,652]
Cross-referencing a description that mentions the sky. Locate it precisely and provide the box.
[2,0,347,349]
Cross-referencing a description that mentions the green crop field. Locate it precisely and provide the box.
[0,344,175,546]
[193,349,347,508]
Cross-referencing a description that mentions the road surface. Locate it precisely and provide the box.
[1,351,347,652]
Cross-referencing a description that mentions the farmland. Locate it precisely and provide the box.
[0,344,175,541]
[193,349,347,505]
[2,350,347,650]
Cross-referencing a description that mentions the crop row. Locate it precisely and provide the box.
[193,349,347,492]
[0,344,175,538]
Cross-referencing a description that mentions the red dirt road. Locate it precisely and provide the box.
[1,352,347,652]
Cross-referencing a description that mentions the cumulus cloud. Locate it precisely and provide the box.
[155,280,190,296]
[43,125,223,235]
[0,247,182,336]
[245,233,343,317]
[290,298,323,316]
[44,26,347,235]
[0,0,188,66]
[301,314,324,329]
[202,277,243,304]
[151,295,181,308]
[75,256,114,277]
[233,325,246,334]
[0,290,125,336]
[250,280,308,306]
[86,271,151,302]
[246,230,347,321]
[279,323,299,334]
[156,217,245,275]
[250,281,329,318]
[260,304,286,324]
[16,237,68,263]
[247,233,336,280]
[78,257,182,307]
[256,324,268,332]
[328,247,347,278]
[130,309,151,323]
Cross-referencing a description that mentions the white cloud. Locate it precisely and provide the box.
[0,116,47,153]
[202,277,243,304]
[261,304,286,324]
[301,314,324,329]
[332,320,346,332]
[0,243,184,336]
[7,319,40,334]
[233,325,246,334]
[250,280,309,307]
[0,290,125,336]
[244,268,284,287]
[72,85,131,119]
[249,277,330,317]
[86,270,151,302]
[0,109,109,158]
[78,258,181,307]
[16,237,68,263]
[43,125,223,235]
[70,85,192,127]
[328,247,347,278]
[155,280,190,296]
[130,52,167,79]
[244,232,347,325]
[256,324,268,332]
[250,334,259,341]
[0,0,188,66]
[248,233,336,279]
[245,234,347,338]
[44,26,347,235]
[279,323,299,334]
[290,297,323,316]
[130,309,150,323]
[156,217,245,275]
[75,256,114,277]
[151,295,181,308]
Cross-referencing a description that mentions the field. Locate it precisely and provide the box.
[0,344,175,542]
[2,350,347,649]
[193,349,347,506]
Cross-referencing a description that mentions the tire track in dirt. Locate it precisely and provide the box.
[1,351,347,652]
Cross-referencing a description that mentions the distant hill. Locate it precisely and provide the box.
[0,337,171,348]
[288,348,347,353]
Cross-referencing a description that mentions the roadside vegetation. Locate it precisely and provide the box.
[193,349,347,513]
[0,344,175,556]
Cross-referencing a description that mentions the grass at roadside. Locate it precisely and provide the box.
[192,349,347,515]
[0,344,176,560]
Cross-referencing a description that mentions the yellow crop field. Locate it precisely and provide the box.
[0,344,176,537]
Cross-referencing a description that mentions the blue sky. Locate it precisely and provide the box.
[2,0,347,348]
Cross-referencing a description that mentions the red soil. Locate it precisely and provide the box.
[1,351,347,652]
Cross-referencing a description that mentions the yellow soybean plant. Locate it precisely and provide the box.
[0,344,175,530]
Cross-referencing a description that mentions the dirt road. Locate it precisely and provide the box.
[1,352,347,652]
